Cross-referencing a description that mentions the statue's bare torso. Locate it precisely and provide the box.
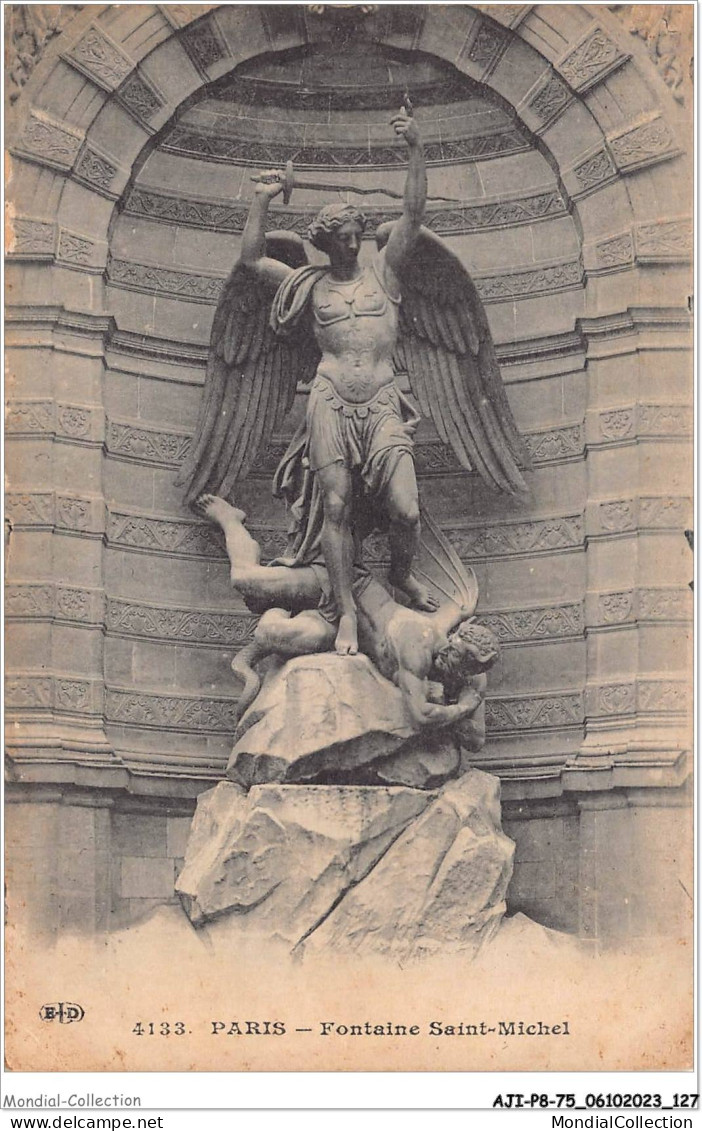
[312,259,400,403]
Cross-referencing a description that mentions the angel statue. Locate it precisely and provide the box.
[179,106,530,661]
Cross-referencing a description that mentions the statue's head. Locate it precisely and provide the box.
[433,619,500,698]
[308,203,367,258]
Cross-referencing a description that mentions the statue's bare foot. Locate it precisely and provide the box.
[335,613,358,656]
[390,572,439,612]
[197,494,246,527]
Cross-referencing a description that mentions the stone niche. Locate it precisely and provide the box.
[4,3,693,949]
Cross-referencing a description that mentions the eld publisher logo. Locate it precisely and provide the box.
[39,1003,85,1024]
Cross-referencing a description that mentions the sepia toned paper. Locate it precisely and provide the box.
[4,2,694,1078]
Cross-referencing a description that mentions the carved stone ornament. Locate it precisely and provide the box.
[106,252,584,306]
[117,72,165,125]
[123,185,566,236]
[62,23,133,91]
[7,219,56,259]
[571,148,617,194]
[160,123,529,167]
[608,4,693,104]
[106,688,240,733]
[558,25,628,92]
[467,17,511,74]
[608,115,678,173]
[635,218,693,262]
[526,73,572,128]
[14,110,83,171]
[73,145,120,196]
[180,16,228,74]
[594,232,635,270]
[7,5,83,102]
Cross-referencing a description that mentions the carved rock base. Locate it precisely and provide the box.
[176,770,515,960]
[227,653,461,790]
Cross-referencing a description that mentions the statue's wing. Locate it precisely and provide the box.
[415,506,479,616]
[376,223,531,494]
[178,232,320,505]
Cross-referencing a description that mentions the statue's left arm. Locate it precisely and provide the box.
[383,109,426,284]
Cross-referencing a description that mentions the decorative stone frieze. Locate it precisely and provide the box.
[105,688,240,732]
[13,110,84,171]
[478,602,584,644]
[180,14,228,76]
[6,582,104,624]
[122,186,566,236]
[637,680,690,715]
[160,124,529,167]
[6,401,103,443]
[106,254,584,306]
[634,218,693,263]
[558,25,628,92]
[106,257,224,303]
[523,72,573,129]
[106,598,256,647]
[569,147,618,196]
[485,691,583,732]
[61,23,133,91]
[7,218,56,259]
[591,232,635,271]
[439,515,585,561]
[587,496,692,537]
[466,17,511,76]
[6,492,105,535]
[104,506,585,565]
[587,403,692,446]
[586,679,690,719]
[107,684,586,738]
[6,674,103,716]
[597,408,635,442]
[475,260,583,303]
[106,420,192,466]
[638,589,692,622]
[117,71,165,127]
[524,425,583,464]
[587,587,692,629]
[106,509,227,559]
[72,143,123,198]
[585,682,636,717]
[608,114,679,174]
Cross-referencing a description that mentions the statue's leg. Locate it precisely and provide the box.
[256,608,335,655]
[316,463,358,655]
[198,494,321,607]
[384,455,439,613]
[198,494,260,565]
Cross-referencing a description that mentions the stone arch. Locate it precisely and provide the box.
[7,3,692,304]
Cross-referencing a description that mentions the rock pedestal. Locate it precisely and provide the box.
[227,653,462,790]
[177,651,513,959]
[176,771,514,959]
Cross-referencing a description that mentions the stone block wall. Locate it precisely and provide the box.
[5,3,693,947]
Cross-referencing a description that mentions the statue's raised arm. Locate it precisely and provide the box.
[381,106,427,288]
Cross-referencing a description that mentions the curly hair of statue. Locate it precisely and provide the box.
[308,203,368,253]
